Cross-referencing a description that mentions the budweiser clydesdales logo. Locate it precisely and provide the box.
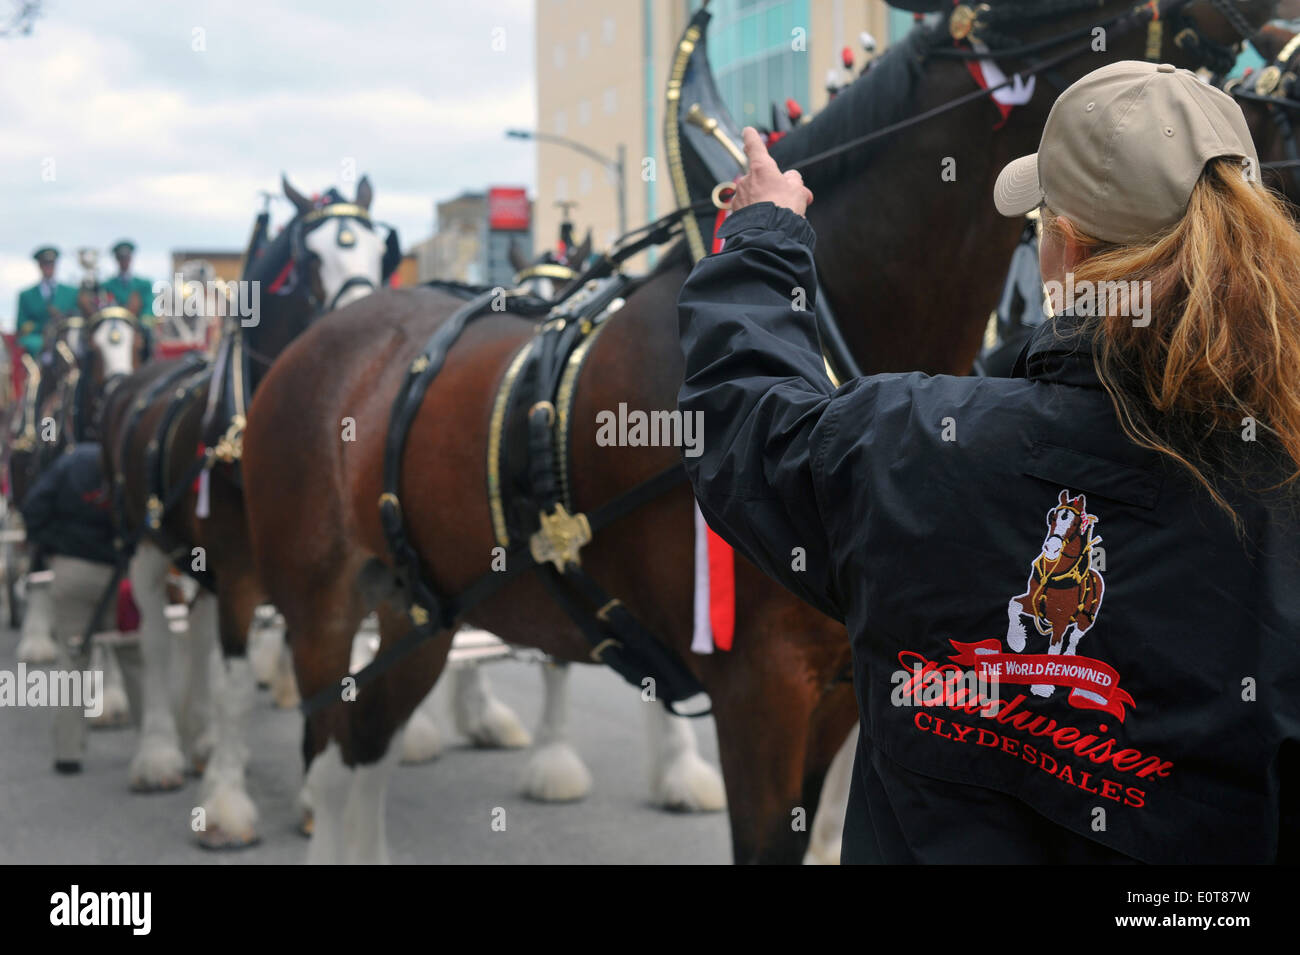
[894,490,1169,808]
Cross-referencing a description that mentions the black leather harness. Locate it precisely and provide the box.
[301,269,709,718]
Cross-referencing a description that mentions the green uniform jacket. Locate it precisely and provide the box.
[102,274,158,325]
[15,282,78,355]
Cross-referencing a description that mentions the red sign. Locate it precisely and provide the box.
[488,187,530,231]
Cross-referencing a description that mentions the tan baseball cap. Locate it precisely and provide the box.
[994,60,1258,245]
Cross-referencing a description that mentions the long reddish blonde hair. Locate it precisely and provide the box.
[1043,157,1300,531]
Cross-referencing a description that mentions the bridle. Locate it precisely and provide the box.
[783,0,1264,178]
[285,201,399,313]
[1224,30,1300,175]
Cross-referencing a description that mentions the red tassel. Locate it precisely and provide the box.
[705,204,736,650]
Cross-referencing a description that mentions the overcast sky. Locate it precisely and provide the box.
[0,0,537,328]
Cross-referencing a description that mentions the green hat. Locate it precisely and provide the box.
[33,246,58,263]
[111,240,136,255]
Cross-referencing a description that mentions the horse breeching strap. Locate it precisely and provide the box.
[302,268,707,720]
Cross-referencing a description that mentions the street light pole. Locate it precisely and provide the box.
[507,128,627,239]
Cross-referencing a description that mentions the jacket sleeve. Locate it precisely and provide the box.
[676,201,850,622]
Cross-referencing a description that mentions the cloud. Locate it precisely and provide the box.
[0,0,537,325]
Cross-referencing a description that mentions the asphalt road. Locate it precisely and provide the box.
[0,627,732,864]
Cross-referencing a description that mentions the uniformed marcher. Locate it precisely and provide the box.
[678,61,1299,864]
[20,442,141,773]
[102,239,157,325]
[14,246,77,356]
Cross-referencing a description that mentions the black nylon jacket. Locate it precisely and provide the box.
[678,202,1300,864]
[21,442,117,566]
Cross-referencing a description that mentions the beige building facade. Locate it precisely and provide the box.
[532,0,891,260]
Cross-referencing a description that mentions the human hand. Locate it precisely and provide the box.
[729,126,814,217]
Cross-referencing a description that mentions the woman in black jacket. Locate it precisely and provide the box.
[678,61,1299,863]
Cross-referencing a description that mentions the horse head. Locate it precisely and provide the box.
[282,173,393,313]
[1043,489,1095,561]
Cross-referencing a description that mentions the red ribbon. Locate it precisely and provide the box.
[705,205,735,651]
[947,639,1136,722]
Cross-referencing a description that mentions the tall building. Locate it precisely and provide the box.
[532,0,893,259]
[421,189,534,287]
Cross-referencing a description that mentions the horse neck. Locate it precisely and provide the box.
[243,289,313,392]
[805,11,1166,376]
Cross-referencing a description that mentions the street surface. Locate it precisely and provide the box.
[0,628,732,864]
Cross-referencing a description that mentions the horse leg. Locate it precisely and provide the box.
[340,604,455,864]
[645,704,725,812]
[88,640,131,727]
[520,661,592,802]
[15,567,56,663]
[195,576,260,849]
[804,723,858,865]
[451,656,531,748]
[1030,617,1066,698]
[710,660,823,863]
[399,677,450,764]
[177,596,216,773]
[271,635,301,708]
[127,542,186,791]
[1006,594,1030,652]
[248,605,280,687]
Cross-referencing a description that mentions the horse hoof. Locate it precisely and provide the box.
[15,633,58,664]
[652,752,727,813]
[195,826,261,851]
[130,772,185,793]
[89,709,132,730]
[521,741,592,802]
[298,810,314,838]
[400,709,447,764]
[464,700,532,749]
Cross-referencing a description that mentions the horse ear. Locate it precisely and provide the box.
[355,175,373,211]
[282,174,313,214]
[508,240,529,273]
[1058,490,1069,506]
[573,230,593,266]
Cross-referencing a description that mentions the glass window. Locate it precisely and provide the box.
[740,11,759,54]
[603,87,617,114]
[579,169,592,196]
[554,110,567,134]
[553,44,565,70]
[577,100,591,126]
[577,31,589,59]
[555,177,568,201]
[602,16,615,44]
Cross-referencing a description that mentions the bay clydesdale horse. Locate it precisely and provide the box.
[242,0,1277,863]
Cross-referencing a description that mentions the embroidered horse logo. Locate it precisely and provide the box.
[1006,490,1105,698]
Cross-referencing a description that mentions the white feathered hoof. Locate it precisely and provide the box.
[15,629,58,664]
[652,751,727,813]
[270,662,300,710]
[521,742,592,802]
[129,740,187,792]
[462,698,532,749]
[195,786,260,850]
[188,730,216,777]
[400,707,448,764]
[802,839,841,865]
[88,684,132,730]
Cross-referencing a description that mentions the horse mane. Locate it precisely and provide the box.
[243,226,294,286]
[768,22,938,193]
